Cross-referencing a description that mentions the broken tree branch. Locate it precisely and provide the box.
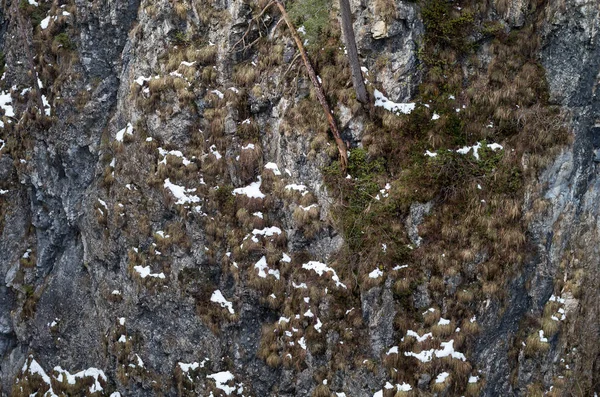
[273,0,348,172]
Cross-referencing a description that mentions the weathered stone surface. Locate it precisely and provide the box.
[0,0,598,395]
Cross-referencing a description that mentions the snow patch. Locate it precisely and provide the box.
[116,123,134,142]
[210,290,235,314]
[206,371,235,395]
[254,256,280,279]
[164,179,201,206]
[232,177,266,199]
[374,89,415,115]
[368,268,384,279]
[264,162,281,175]
[435,372,449,383]
[302,261,346,288]
[133,265,166,279]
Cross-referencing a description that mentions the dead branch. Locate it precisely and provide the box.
[274,0,348,172]
[232,0,277,51]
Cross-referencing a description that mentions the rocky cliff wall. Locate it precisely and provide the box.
[0,0,597,396]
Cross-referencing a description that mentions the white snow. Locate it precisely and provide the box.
[456,142,503,160]
[181,61,196,67]
[158,147,191,166]
[41,94,51,116]
[435,340,466,360]
[207,371,235,395]
[435,372,449,383]
[97,198,108,210]
[163,179,201,205]
[133,265,166,279]
[254,256,280,279]
[53,367,107,393]
[368,268,383,279]
[134,76,154,85]
[373,89,416,115]
[264,162,281,175]
[432,113,440,120]
[179,362,199,372]
[232,177,266,199]
[252,226,282,238]
[210,290,235,314]
[314,317,323,332]
[211,89,224,99]
[438,318,450,325]
[386,346,399,355]
[40,16,52,29]
[116,123,134,142]
[28,0,39,5]
[425,150,438,157]
[423,308,436,316]
[549,294,566,304]
[539,330,548,343]
[302,261,346,288]
[468,375,479,383]
[406,330,433,342]
[26,358,53,386]
[285,183,307,193]
[209,144,222,159]
[404,339,466,362]
[253,211,263,218]
[0,90,15,120]
[298,336,307,350]
[397,383,412,391]
[457,142,482,159]
[242,143,255,150]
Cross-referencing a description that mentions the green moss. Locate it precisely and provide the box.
[53,32,74,50]
[421,0,475,55]
[288,0,332,49]
[19,0,50,27]
[324,148,391,251]
[173,30,190,45]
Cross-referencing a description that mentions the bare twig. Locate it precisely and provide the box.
[282,52,301,80]
[232,0,276,51]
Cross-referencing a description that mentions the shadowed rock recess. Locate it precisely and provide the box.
[0,0,597,395]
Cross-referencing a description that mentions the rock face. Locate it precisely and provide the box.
[0,0,598,396]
